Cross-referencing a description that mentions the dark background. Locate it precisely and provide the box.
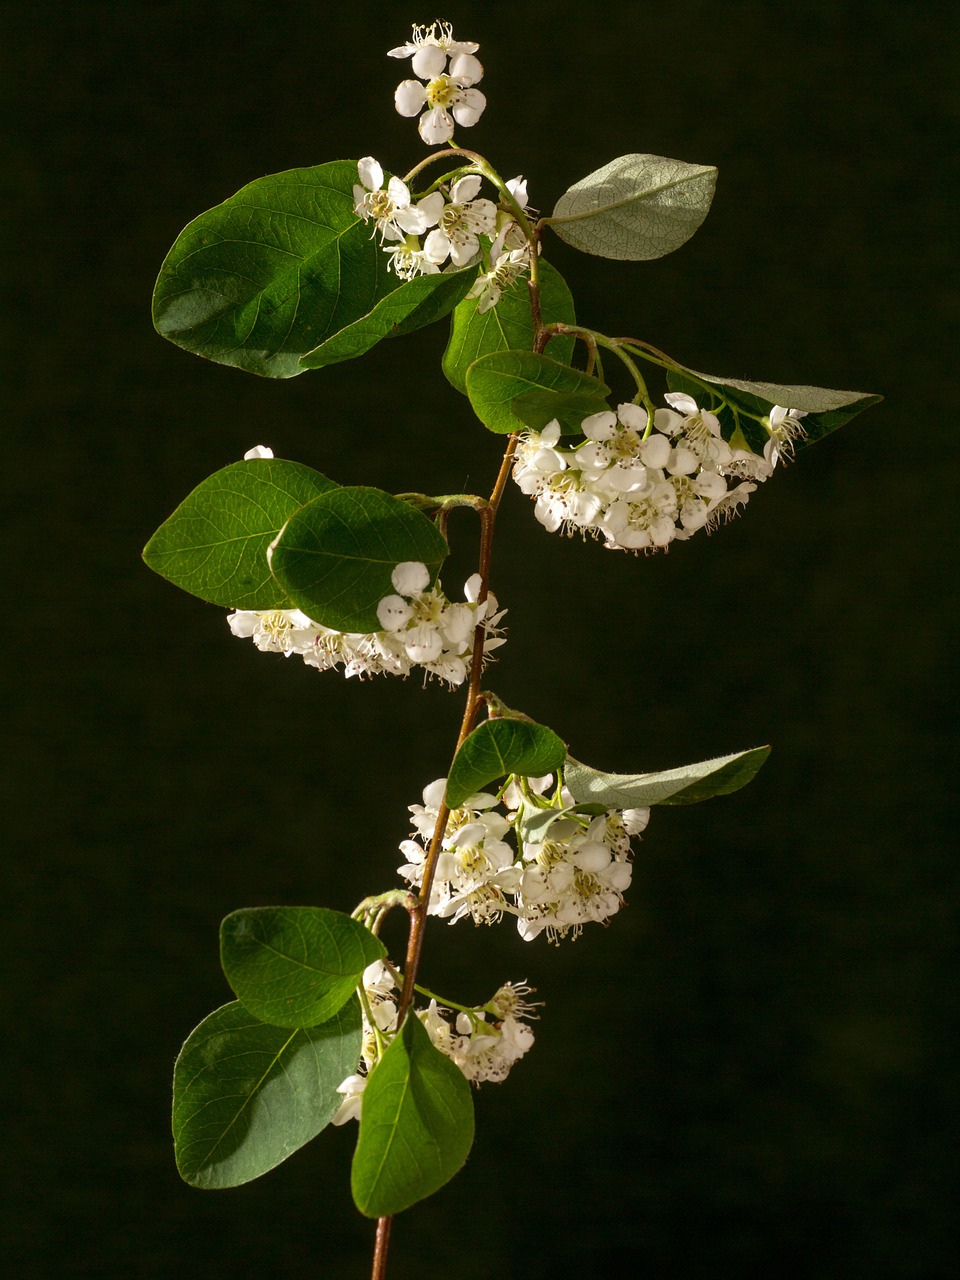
[7,0,958,1275]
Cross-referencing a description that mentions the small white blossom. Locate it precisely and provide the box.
[423,175,497,268]
[353,157,444,244]
[388,21,481,83]
[227,569,506,688]
[391,23,486,146]
[766,404,809,466]
[468,245,530,313]
[399,779,519,923]
[243,444,274,460]
[392,560,431,595]
[383,238,442,281]
[331,1073,366,1126]
[417,983,537,1084]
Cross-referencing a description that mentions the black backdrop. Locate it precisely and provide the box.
[7,1,958,1275]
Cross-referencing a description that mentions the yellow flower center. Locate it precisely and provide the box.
[425,75,461,109]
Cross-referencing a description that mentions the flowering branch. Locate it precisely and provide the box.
[143,17,880,1280]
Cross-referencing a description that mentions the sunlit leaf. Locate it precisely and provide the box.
[220,907,385,1029]
[269,486,448,632]
[446,718,567,808]
[666,368,881,448]
[442,261,576,393]
[466,350,609,435]
[351,1013,474,1217]
[142,459,336,609]
[154,161,469,379]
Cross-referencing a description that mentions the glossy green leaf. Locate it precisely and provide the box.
[351,1013,474,1218]
[173,999,361,1189]
[299,266,476,370]
[666,368,881,448]
[269,486,448,632]
[547,154,717,260]
[142,459,335,609]
[465,350,609,435]
[442,260,576,394]
[220,907,385,1029]
[446,718,567,808]
[153,161,466,380]
[564,746,771,809]
[511,388,613,434]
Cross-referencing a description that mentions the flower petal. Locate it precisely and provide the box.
[395,79,427,117]
[357,156,384,191]
[412,43,447,79]
[451,87,486,127]
[418,105,455,145]
[449,52,483,86]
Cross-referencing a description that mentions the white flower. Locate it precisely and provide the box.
[353,157,444,243]
[399,779,519,923]
[513,807,644,942]
[451,1012,535,1084]
[513,392,777,552]
[243,444,274,460]
[391,560,431,595]
[423,175,497,268]
[382,238,442,281]
[331,1073,367,1126]
[391,25,486,146]
[658,392,733,470]
[418,998,456,1052]
[228,573,505,688]
[467,245,529,313]
[416,982,537,1084]
[388,21,482,83]
[766,404,809,466]
[395,74,487,146]
[506,175,529,211]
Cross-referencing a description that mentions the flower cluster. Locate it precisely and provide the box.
[228,560,505,688]
[389,22,485,145]
[465,176,533,313]
[332,966,536,1124]
[513,393,808,552]
[421,983,538,1084]
[354,157,498,279]
[353,156,534,299]
[397,773,650,942]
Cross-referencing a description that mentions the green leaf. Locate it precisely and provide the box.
[446,718,567,808]
[515,801,606,847]
[666,369,882,448]
[351,1013,474,1218]
[564,746,771,808]
[220,907,385,1029]
[142,459,336,609]
[547,154,717,261]
[269,486,448,632]
[299,265,477,370]
[442,260,577,394]
[173,999,361,1189]
[153,161,464,380]
[511,388,613,434]
[465,350,610,435]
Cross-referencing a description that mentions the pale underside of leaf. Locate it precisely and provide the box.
[549,154,717,261]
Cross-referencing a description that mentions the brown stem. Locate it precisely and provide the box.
[396,437,519,1025]
[371,1216,393,1280]
[370,213,542,1280]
